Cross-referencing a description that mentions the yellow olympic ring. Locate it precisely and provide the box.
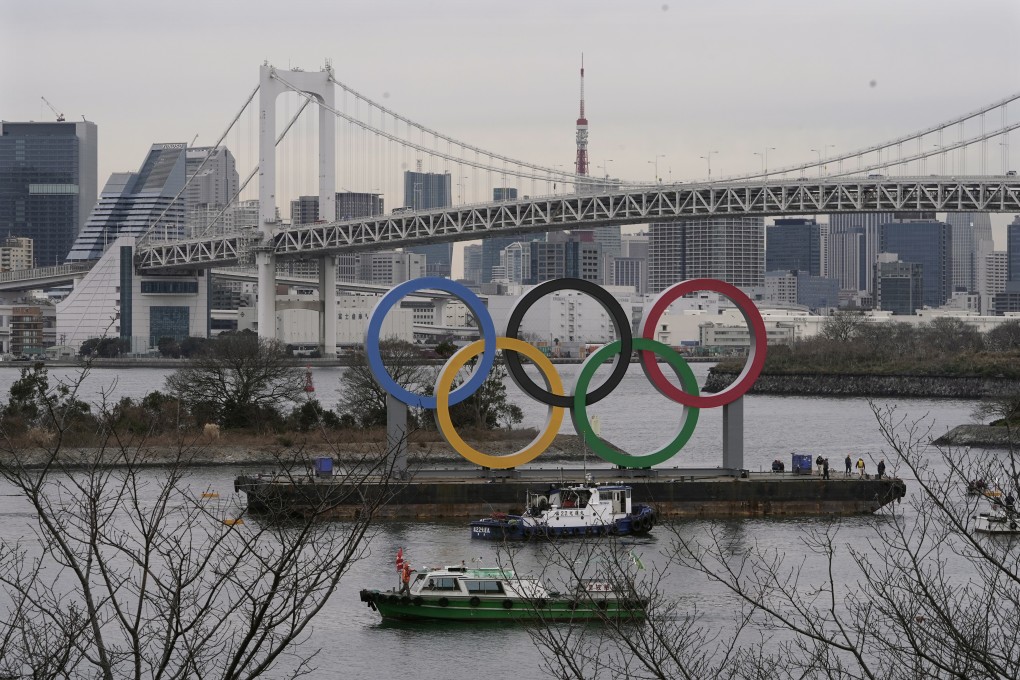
[435,337,564,468]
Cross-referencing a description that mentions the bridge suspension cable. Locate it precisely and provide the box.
[272,66,1018,195]
[137,83,261,246]
[185,97,314,242]
[719,92,1020,181]
[271,71,621,190]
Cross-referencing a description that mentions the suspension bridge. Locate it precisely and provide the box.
[12,61,1008,357]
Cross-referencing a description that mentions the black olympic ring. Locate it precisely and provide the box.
[503,278,633,408]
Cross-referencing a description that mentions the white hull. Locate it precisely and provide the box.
[974,512,1020,534]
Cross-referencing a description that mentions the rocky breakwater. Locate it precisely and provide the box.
[933,425,1020,449]
[705,369,1020,399]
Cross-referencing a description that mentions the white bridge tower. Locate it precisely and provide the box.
[257,63,337,356]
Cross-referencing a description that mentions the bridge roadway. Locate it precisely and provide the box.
[138,175,1020,270]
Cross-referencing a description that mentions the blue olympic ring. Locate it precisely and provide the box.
[364,277,496,409]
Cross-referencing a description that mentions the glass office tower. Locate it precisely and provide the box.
[0,120,98,266]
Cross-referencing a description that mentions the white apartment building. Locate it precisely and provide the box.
[236,293,414,348]
[0,237,34,272]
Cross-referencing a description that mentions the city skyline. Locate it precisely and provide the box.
[3,0,1019,278]
[4,2,1017,187]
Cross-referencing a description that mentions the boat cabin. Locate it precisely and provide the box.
[408,566,547,599]
[528,485,633,516]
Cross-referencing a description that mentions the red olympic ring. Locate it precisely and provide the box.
[638,278,767,408]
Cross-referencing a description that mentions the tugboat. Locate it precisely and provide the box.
[358,563,646,622]
[469,483,656,540]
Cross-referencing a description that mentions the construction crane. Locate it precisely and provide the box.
[40,96,65,122]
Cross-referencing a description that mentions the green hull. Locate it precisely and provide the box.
[359,589,645,622]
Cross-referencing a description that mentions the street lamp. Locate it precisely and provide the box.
[824,144,836,175]
[552,164,565,192]
[647,154,666,183]
[754,147,776,177]
[600,159,614,180]
[700,151,719,179]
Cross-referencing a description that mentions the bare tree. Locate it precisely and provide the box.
[920,316,985,356]
[165,334,304,429]
[337,338,433,428]
[984,320,1020,353]
[501,537,751,680]
[0,365,402,679]
[518,404,1020,679]
[820,310,867,344]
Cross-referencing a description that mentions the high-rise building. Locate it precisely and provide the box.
[493,187,518,202]
[0,236,33,272]
[404,170,453,277]
[68,143,188,262]
[829,212,938,294]
[0,120,98,266]
[647,222,686,294]
[621,232,649,260]
[979,251,1008,298]
[1008,215,1020,284]
[828,212,896,293]
[827,228,868,292]
[289,191,383,225]
[766,218,821,275]
[463,244,482,284]
[337,192,384,220]
[945,212,993,293]
[290,195,319,225]
[184,146,238,236]
[687,216,764,289]
[526,231,601,284]
[478,188,522,284]
[610,257,647,294]
[764,269,839,311]
[879,220,952,308]
[818,222,831,277]
[648,217,764,293]
[874,257,925,315]
[499,242,531,284]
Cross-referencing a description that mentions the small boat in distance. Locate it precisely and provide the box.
[358,563,646,622]
[469,483,656,540]
[966,479,1003,498]
[974,494,1020,534]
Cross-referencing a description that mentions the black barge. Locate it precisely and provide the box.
[234,468,906,520]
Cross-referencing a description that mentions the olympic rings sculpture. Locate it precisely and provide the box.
[365,276,767,469]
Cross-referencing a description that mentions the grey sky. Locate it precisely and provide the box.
[3,0,1019,260]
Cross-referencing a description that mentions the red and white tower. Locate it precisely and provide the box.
[574,56,589,176]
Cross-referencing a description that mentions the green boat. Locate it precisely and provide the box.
[358,564,646,622]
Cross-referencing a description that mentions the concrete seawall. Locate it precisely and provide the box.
[706,371,1020,399]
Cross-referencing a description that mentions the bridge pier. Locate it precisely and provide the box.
[318,255,337,357]
[722,397,744,470]
[256,248,277,341]
[432,299,448,326]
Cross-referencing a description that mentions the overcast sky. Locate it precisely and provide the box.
[3,0,1019,267]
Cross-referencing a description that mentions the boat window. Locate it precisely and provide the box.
[464,580,505,594]
[426,577,460,591]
